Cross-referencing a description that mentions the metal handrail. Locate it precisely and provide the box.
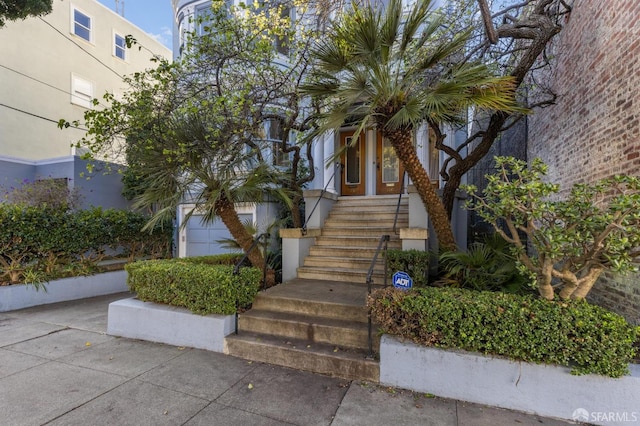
[366,234,390,359]
[232,232,270,334]
[393,170,407,234]
[301,163,340,235]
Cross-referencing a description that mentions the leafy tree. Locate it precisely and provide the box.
[432,0,570,215]
[302,0,519,251]
[465,157,640,301]
[0,0,52,27]
[61,1,310,285]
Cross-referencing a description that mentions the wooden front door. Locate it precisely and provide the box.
[340,131,366,196]
[376,131,404,195]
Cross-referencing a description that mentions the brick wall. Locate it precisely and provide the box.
[528,0,640,324]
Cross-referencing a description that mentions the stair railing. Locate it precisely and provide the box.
[393,170,407,234]
[302,163,340,236]
[365,234,390,359]
[232,232,270,334]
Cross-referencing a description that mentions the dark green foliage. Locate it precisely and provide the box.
[438,234,532,293]
[369,286,639,377]
[0,0,52,27]
[0,204,172,285]
[385,250,429,287]
[126,257,261,315]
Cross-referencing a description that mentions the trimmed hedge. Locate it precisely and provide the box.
[126,257,261,315]
[385,249,429,287]
[0,205,172,285]
[368,286,639,377]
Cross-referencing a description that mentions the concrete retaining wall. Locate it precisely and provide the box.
[380,335,640,425]
[0,270,127,312]
[107,298,234,353]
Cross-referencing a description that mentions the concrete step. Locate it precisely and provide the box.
[303,256,386,272]
[321,227,399,237]
[250,279,371,322]
[308,246,387,258]
[327,211,408,221]
[330,204,409,213]
[314,236,402,248]
[238,309,379,350]
[297,266,386,284]
[224,332,379,382]
[336,196,407,206]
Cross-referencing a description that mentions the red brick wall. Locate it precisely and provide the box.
[528,0,640,324]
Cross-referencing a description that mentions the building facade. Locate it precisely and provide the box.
[527,0,640,323]
[0,0,171,208]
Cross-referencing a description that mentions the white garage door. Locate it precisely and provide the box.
[185,214,253,257]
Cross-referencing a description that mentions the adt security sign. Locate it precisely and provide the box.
[392,271,413,290]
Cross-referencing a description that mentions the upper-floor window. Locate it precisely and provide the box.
[114,33,126,60]
[71,74,94,108]
[73,8,92,42]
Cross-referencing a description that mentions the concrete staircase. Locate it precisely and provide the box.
[298,196,408,284]
[225,195,408,382]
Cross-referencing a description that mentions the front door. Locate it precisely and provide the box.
[340,131,366,196]
[376,131,404,195]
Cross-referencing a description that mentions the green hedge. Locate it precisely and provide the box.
[368,286,639,377]
[385,249,429,287]
[126,257,261,315]
[0,204,172,284]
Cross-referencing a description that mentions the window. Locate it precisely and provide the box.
[114,33,126,60]
[71,74,94,108]
[266,119,290,166]
[73,8,92,42]
[194,4,213,36]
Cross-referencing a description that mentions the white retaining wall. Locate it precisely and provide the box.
[380,335,640,425]
[0,271,128,312]
[107,298,234,353]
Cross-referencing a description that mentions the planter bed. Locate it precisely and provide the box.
[107,298,234,353]
[380,335,640,425]
[0,270,128,312]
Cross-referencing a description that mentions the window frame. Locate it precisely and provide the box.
[114,32,127,61]
[70,73,94,109]
[71,5,93,43]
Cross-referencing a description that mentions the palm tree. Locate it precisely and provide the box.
[302,0,518,251]
[136,112,290,288]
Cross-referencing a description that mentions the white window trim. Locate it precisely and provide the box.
[70,73,94,109]
[113,31,127,61]
[70,4,94,44]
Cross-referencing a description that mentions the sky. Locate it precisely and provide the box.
[96,0,174,51]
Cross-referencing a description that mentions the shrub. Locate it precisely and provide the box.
[3,178,82,210]
[368,286,639,377]
[386,249,429,287]
[464,157,640,300]
[126,257,261,315]
[0,204,172,285]
[438,233,532,294]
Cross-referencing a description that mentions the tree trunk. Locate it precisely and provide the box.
[385,128,458,251]
[560,267,604,300]
[214,193,275,287]
[536,260,555,300]
[290,193,303,229]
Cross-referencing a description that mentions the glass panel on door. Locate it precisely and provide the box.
[345,136,361,185]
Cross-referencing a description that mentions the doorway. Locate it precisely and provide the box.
[340,131,366,196]
[376,131,404,195]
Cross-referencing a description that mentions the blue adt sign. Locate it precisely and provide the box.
[392,271,413,290]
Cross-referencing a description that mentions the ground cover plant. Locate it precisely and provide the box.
[369,286,639,377]
[126,255,261,315]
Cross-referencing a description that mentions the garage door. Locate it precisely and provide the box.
[185,214,253,257]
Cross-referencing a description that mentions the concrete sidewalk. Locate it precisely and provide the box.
[0,293,576,426]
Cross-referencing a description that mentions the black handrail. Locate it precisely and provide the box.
[366,234,390,359]
[301,163,340,235]
[232,232,270,334]
[393,170,407,234]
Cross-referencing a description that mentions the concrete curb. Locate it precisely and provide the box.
[0,271,127,312]
[107,298,234,352]
[379,335,640,426]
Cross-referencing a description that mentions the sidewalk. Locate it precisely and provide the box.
[0,293,576,426]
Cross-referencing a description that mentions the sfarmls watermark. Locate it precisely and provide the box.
[572,408,638,423]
